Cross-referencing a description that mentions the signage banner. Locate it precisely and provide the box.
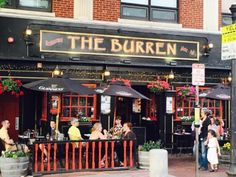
[192,63,205,86]
[222,23,236,60]
[40,30,200,61]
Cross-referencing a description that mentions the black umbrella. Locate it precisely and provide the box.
[23,76,96,94]
[205,84,230,100]
[23,76,96,134]
[95,81,149,100]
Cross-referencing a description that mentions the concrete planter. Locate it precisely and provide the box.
[138,151,150,169]
[0,156,29,177]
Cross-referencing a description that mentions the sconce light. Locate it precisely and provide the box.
[37,62,43,69]
[203,42,214,56]
[25,26,32,37]
[102,66,110,81]
[24,26,33,57]
[168,70,175,80]
[228,72,232,82]
[52,65,63,77]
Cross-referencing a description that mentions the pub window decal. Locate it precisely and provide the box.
[40,30,200,61]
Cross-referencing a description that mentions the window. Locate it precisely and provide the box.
[61,93,97,121]
[222,13,232,27]
[146,93,157,121]
[5,0,52,12]
[175,87,223,120]
[121,0,178,23]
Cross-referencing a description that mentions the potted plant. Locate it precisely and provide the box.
[0,150,29,177]
[138,140,161,169]
[0,78,24,97]
[177,86,196,98]
[147,80,170,93]
[180,116,194,125]
[219,142,230,166]
[0,0,6,8]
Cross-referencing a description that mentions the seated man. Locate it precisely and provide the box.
[0,120,28,152]
[68,118,83,141]
[39,120,60,162]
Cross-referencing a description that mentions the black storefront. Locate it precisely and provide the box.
[0,16,231,147]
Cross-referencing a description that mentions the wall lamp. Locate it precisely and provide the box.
[102,66,110,81]
[24,26,33,57]
[168,70,175,80]
[228,72,232,82]
[203,42,214,56]
[52,65,63,77]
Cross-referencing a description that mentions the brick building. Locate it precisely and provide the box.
[0,0,234,145]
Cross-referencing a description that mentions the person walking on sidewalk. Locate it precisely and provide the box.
[205,129,221,172]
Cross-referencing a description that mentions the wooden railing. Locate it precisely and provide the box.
[32,138,136,175]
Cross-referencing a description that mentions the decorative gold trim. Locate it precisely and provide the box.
[39,30,200,61]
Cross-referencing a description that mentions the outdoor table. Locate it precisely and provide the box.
[173,132,193,155]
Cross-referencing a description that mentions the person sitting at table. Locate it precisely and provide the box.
[0,120,29,153]
[89,122,108,167]
[117,122,136,166]
[109,116,123,139]
[39,119,60,162]
[68,118,83,141]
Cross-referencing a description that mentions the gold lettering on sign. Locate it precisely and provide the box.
[81,36,93,50]
[167,43,176,55]
[156,42,166,55]
[111,39,122,52]
[136,41,145,54]
[123,40,135,53]
[146,42,155,54]
[68,36,80,49]
[94,38,106,51]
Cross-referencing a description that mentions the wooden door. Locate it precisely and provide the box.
[0,94,19,140]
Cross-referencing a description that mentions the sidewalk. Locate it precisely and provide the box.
[40,155,229,177]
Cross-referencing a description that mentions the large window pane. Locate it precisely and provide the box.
[19,0,49,8]
[151,0,177,8]
[152,8,177,22]
[122,6,147,18]
[121,0,148,5]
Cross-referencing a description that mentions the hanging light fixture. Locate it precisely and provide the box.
[228,72,232,82]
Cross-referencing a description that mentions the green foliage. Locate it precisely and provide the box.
[0,0,6,8]
[139,140,162,151]
[79,117,90,122]
[2,150,28,159]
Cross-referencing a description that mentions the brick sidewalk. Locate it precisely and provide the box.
[0,155,228,177]
[39,155,229,177]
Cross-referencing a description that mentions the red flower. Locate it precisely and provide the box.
[15,80,23,86]
[19,91,24,96]
[4,86,8,91]
[147,80,170,93]
[11,91,16,95]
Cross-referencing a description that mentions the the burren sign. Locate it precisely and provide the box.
[40,30,199,60]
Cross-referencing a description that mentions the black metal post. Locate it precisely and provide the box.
[228,4,236,177]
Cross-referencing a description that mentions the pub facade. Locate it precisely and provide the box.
[0,0,232,147]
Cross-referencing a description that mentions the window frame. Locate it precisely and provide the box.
[175,87,223,121]
[121,0,178,23]
[5,0,52,12]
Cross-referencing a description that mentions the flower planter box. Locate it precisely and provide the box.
[138,151,149,169]
[0,156,29,177]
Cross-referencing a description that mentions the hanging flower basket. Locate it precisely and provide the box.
[177,86,196,98]
[147,80,170,93]
[0,78,24,97]
[111,78,131,87]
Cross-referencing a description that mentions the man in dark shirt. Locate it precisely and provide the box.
[199,108,211,170]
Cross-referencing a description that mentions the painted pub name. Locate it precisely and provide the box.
[40,30,199,60]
